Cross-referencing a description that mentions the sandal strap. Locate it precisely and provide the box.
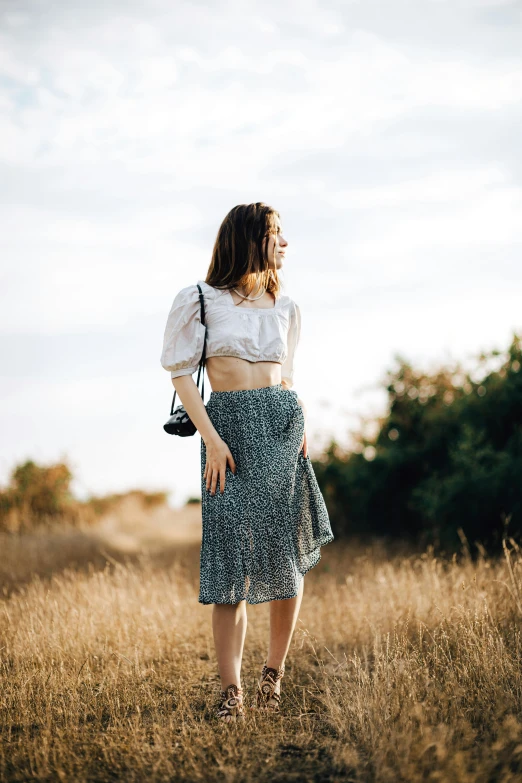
[260,662,285,683]
[264,659,285,676]
[255,661,285,709]
[217,683,244,720]
[220,684,244,699]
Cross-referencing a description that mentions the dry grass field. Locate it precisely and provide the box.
[1,500,522,782]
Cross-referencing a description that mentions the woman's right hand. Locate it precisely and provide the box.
[204,435,237,495]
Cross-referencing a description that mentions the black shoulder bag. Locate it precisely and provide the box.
[163,283,207,436]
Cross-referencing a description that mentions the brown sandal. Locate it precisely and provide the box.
[253,660,285,712]
[216,683,245,722]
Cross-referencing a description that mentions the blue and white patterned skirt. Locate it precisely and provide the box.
[199,383,334,605]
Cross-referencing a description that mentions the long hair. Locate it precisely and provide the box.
[205,202,282,300]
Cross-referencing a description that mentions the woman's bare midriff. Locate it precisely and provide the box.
[204,355,285,392]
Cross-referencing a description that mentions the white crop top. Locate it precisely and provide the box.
[160,279,301,387]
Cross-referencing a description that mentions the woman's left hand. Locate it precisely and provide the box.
[297,398,308,458]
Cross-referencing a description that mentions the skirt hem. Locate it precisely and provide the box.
[198,534,334,606]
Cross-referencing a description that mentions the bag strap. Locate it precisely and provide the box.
[170,283,207,415]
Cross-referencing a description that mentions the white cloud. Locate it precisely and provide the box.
[325,166,512,208]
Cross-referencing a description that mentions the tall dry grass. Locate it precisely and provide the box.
[1,526,522,782]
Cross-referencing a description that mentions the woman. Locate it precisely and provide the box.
[160,202,334,723]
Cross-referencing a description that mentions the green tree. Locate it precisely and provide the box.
[315,333,522,553]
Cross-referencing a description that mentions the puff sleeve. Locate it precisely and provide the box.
[280,301,301,388]
[160,285,207,379]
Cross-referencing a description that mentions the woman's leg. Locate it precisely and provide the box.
[267,576,305,670]
[253,578,304,707]
[212,599,248,690]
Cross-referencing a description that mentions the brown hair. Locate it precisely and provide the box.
[205,202,282,300]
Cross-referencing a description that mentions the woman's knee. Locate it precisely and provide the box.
[213,598,246,614]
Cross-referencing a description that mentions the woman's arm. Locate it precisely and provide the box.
[172,375,218,445]
[172,375,237,495]
[280,302,307,455]
[280,302,301,389]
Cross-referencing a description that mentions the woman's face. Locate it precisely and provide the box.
[265,216,288,270]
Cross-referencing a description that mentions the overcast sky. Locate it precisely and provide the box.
[1,0,521,507]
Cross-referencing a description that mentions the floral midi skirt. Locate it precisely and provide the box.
[199,383,334,605]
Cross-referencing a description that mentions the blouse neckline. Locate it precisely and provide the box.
[223,288,280,311]
[200,280,281,312]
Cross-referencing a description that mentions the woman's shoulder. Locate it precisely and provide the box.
[169,280,219,306]
[277,292,299,314]
[195,280,224,303]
